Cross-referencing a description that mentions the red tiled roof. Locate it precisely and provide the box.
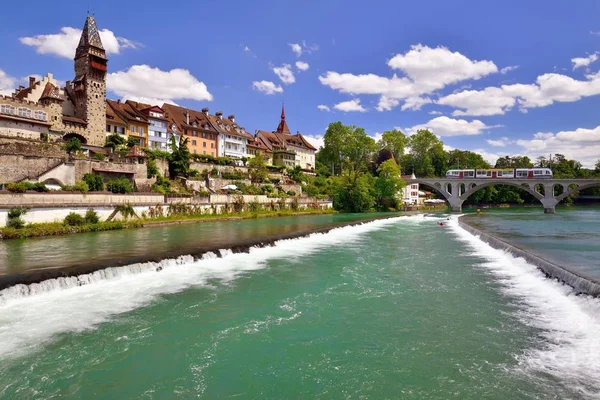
[40,82,63,101]
[62,115,87,125]
[125,145,148,158]
[276,104,291,134]
[161,103,218,137]
[206,113,253,139]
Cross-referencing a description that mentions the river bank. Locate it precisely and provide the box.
[0,213,410,291]
[0,208,336,240]
[458,214,600,297]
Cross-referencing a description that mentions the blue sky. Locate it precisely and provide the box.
[2,0,600,166]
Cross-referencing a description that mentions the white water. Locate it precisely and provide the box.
[449,218,600,398]
[0,217,404,360]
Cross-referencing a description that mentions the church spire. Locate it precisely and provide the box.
[276,103,291,134]
[75,15,105,60]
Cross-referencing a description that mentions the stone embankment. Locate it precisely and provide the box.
[458,216,600,297]
[0,192,332,227]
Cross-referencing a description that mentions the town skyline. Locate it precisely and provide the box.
[2,0,600,166]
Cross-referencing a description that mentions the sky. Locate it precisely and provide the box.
[2,0,600,167]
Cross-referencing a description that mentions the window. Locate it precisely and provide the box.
[106,124,111,132]
[534,170,542,175]
[192,140,197,146]
[130,125,135,132]
[203,150,206,155]
[1,104,15,114]
[18,108,31,118]
[203,142,206,147]
[193,149,197,154]
[138,127,144,135]
[193,130,198,137]
[211,143,214,148]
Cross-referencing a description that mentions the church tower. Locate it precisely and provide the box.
[72,15,107,146]
[276,104,291,134]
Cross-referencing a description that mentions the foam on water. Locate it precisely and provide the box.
[448,217,600,398]
[0,216,404,360]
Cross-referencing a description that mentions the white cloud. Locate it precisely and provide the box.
[296,61,310,71]
[376,96,400,111]
[486,137,512,147]
[107,65,212,105]
[288,41,319,57]
[387,44,498,91]
[572,52,599,70]
[500,65,519,74]
[334,98,366,112]
[272,64,295,84]
[516,125,600,167]
[288,43,303,57]
[0,69,17,96]
[317,105,330,112]
[19,26,138,58]
[303,134,324,150]
[244,46,251,52]
[438,71,600,116]
[252,80,284,95]
[401,96,432,111]
[429,110,443,115]
[590,30,600,36]
[407,116,495,137]
[320,44,497,112]
[471,148,506,165]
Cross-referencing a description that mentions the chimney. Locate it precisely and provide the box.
[29,77,36,88]
[202,107,209,114]
[227,114,235,122]
[117,99,121,103]
[216,111,223,120]
[186,110,190,124]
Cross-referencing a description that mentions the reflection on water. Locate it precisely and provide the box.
[463,207,600,280]
[0,214,386,275]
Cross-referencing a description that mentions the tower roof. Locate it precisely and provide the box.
[76,16,105,58]
[276,104,291,134]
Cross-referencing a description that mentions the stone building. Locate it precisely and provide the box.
[4,15,108,148]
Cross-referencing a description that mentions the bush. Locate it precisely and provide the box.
[287,190,296,196]
[64,138,82,154]
[115,204,136,219]
[106,178,134,194]
[83,173,104,192]
[222,170,246,180]
[211,168,219,176]
[64,212,85,226]
[62,180,89,193]
[6,182,28,193]
[84,209,100,224]
[261,185,274,194]
[146,158,159,178]
[270,178,281,185]
[25,182,49,192]
[6,207,28,229]
[92,153,107,161]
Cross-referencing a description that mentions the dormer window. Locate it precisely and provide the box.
[192,122,198,127]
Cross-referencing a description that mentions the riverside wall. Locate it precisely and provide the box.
[0,192,332,227]
[458,216,600,297]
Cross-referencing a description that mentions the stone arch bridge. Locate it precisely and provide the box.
[406,178,600,213]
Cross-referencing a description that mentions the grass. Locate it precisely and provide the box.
[0,208,336,240]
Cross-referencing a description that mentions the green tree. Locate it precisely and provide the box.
[127,137,140,148]
[494,155,533,169]
[447,150,491,170]
[332,174,375,212]
[408,130,445,177]
[320,122,377,177]
[105,134,126,150]
[287,165,305,183]
[83,173,104,191]
[248,155,268,182]
[373,159,405,210]
[168,136,191,178]
[378,129,407,161]
[64,138,82,154]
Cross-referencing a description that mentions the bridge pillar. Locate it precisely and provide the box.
[540,197,558,214]
[448,197,463,213]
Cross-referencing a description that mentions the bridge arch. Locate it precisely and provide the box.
[411,180,452,205]
[555,182,600,203]
[459,180,544,203]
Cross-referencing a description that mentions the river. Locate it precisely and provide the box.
[0,213,599,398]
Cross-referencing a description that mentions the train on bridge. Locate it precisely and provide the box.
[446,168,553,179]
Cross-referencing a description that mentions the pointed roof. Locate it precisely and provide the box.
[76,16,105,58]
[276,104,291,134]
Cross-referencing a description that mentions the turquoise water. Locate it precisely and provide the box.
[463,208,600,281]
[1,215,599,398]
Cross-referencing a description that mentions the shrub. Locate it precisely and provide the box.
[232,195,245,212]
[106,178,134,194]
[6,182,28,193]
[6,207,28,229]
[83,173,104,192]
[270,178,281,185]
[188,168,200,178]
[26,182,49,192]
[291,196,299,211]
[64,138,82,154]
[222,170,246,180]
[115,204,136,219]
[64,212,85,226]
[248,200,261,212]
[62,180,89,193]
[287,190,296,196]
[84,209,100,224]
[261,185,274,194]
[211,168,219,176]
[92,153,107,161]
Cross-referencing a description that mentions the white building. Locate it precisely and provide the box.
[401,173,419,205]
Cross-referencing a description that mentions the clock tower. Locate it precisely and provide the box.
[72,15,108,146]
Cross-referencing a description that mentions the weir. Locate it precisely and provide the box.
[458,216,600,297]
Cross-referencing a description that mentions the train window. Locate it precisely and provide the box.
[534,170,542,175]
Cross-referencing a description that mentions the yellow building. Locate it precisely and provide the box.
[106,100,149,146]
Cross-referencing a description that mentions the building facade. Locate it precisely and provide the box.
[162,104,218,156]
[401,173,419,205]
[205,111,251,160]
[255,106,316,170]
[106,100,149,146]
[127,101,169,151]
